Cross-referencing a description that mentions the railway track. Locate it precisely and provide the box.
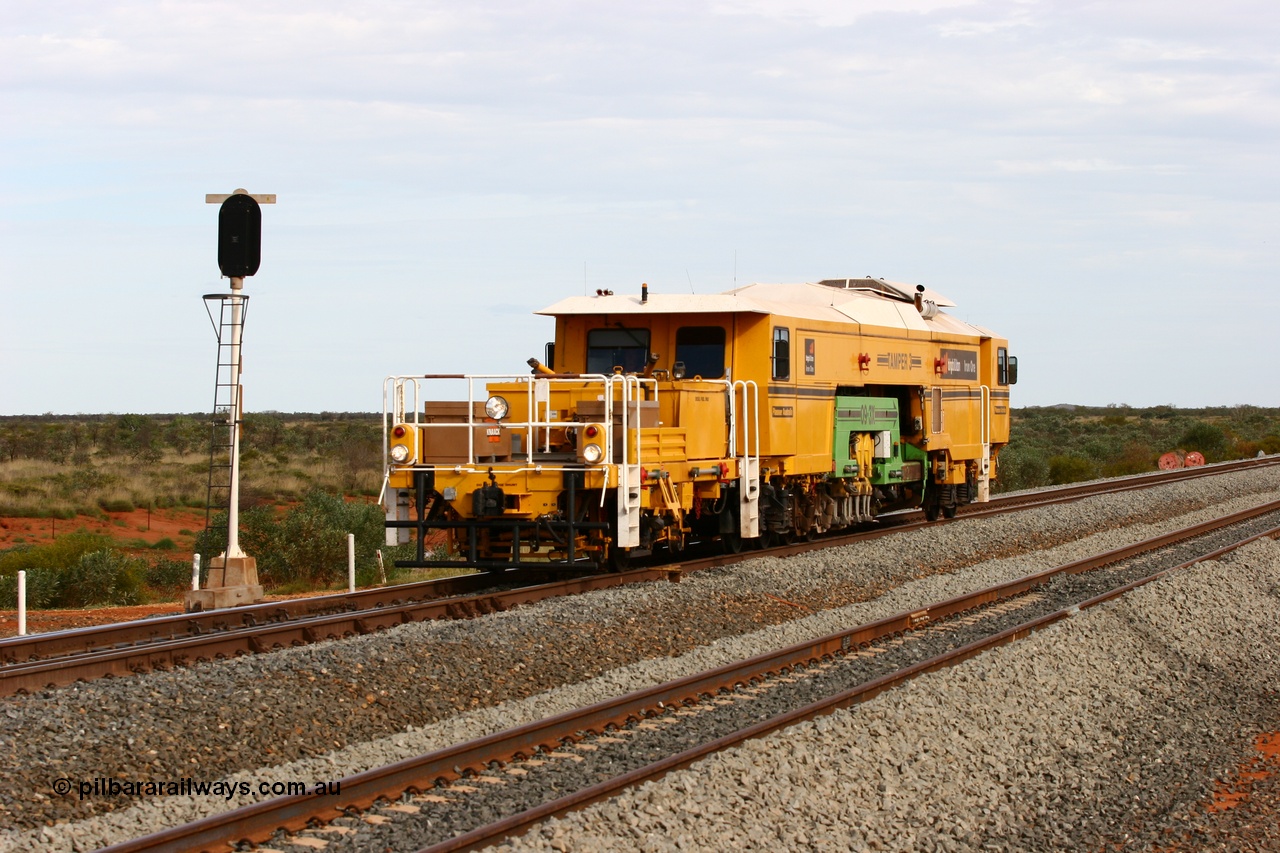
[100,496,1280,853]
[1,455,1275,698]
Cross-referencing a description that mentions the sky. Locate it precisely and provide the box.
[1,0,1277,414]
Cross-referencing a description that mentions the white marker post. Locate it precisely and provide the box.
[348,534,356,593]
[192,554,201,591]
[17,571,26,637]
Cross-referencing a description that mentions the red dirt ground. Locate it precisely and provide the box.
[0,506,205,558]
[0,602,185,636]
[1,506,209,636]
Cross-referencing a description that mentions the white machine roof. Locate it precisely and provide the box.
[537,279,989,337]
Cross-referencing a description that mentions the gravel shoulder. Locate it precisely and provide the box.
[495,538,1280,853]
[2,468,1278,851]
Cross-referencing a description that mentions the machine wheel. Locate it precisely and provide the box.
[608,546,631,572]
[941,504,957,519]
[721,530,743,554]
[924,503,941,522]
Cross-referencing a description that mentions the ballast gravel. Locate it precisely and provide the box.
[496,537,1280,853]
[0,465,1278,851]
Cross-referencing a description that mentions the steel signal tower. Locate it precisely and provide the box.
[186,188,275,612]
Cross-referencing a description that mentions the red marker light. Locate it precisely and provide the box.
[585,425,599,438]
[392,426,406,438]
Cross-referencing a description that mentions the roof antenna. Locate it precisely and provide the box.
[583,261,587,296]
[686,269,694,294]
[734,250,737,285]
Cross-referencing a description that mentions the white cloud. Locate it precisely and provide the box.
[712,0,978,27]
[1,1,1279,411]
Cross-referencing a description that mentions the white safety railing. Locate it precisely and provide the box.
[382,373,657,480]
[978,384,991,502]
[732,379,761,538]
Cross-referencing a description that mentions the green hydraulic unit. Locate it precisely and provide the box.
[831,396,925,484]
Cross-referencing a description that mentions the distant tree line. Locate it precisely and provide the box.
[2,406,1277,606]
[995,404,1280,492]
[0,412,381,468]
[0,413,385,520]
[3,406,1278,498]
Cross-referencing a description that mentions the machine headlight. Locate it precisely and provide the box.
[582,443,603,463]
[485,395,510,420]
[389,444,410,463]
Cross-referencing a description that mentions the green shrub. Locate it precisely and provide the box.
[59,550,146,607]
[0,567,62,609]
[1178,422,1227,462]
[994,445,1049,492]
[0,532,116,576]
[150,537,177,551]
[1101,442,1155,477]
[145,558,193,594]
[195,490,385,590]
[1048,455,1096,485]
[99,498,136,513]
[0,543,147,608]
[52,466,117,498]
[0,504,44,519]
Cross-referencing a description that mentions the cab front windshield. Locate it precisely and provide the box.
[587,328,650,373]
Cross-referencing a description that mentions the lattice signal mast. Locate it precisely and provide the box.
[187,189,275,612]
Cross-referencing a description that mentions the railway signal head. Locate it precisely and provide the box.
[217,193,262,278]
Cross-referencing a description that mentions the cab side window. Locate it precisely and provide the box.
[772,327,790,381]
[997,347,1018,385]
[587,328,650,374]
[674,326,726,379]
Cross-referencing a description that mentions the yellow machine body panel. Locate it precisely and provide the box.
[383,278,1016,568]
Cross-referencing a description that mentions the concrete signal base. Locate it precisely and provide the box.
[184,555,265,612]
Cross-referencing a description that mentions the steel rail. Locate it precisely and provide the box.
[977,454,1280,510]
[5,455,1277,694]
[98,498,1280,853]
[424,515,1280,853]
[0,566,680,697]
[0,570,522,664]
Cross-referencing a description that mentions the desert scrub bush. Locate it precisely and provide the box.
[53,465,118,498]
[275,492,384,587]
[195,490,385,590]
[1179,421,1227,461]
[1048,454,1096,485]
[993,445,1049,492]
[0,532,116,575]
[1101,442,1156,477]
[0,567,62,609]
[0,538,147,608]
[145,557,193,595]
[0,503,47,519]
[379,543,466,582]
[58,550,146,607]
